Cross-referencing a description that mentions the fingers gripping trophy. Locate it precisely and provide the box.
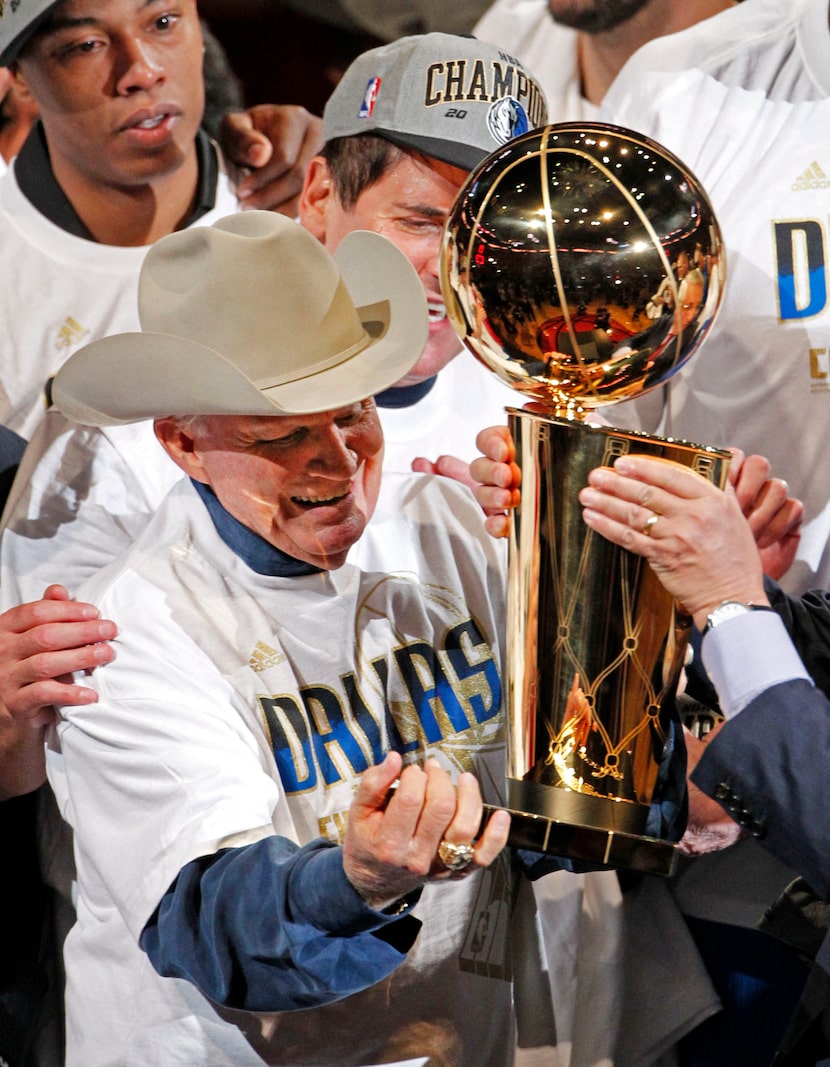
[441,124,729,875]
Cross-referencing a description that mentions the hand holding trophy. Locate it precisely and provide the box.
[441,124,729,875]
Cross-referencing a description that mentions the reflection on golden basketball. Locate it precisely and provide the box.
[440,122,724,418]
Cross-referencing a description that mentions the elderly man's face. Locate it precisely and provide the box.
[158,403,384,570]
[15,0,204,191]
[301,152,468,387]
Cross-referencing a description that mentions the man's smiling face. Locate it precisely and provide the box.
[301,150,468,387]
[157,403,385,571]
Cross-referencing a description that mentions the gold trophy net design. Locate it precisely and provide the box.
[441,124,730,875]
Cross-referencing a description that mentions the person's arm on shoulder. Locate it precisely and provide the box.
[219,104,324,215]
[0,584,116,797]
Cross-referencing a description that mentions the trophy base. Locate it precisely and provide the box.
[483,778,678,876]
[495,805,677,877]
[508,777,649,835]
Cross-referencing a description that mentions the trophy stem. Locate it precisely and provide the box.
[501,408,731,875]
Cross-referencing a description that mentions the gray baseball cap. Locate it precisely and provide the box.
[0,0,63,66]
[323,32,549,172]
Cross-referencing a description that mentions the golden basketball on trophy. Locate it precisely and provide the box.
[441,123,730,875]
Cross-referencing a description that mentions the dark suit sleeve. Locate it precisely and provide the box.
[764,576,830,696]
[692,678,830,900]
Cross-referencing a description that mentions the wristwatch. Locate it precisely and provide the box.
[702,600,774,634]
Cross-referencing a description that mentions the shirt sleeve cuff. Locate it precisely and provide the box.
[288,841,419,936]
[701,610,812,718]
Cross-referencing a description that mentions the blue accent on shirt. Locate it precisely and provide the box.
[191,478,321,577]
[374,376,437,409]
[143,467,689,1010]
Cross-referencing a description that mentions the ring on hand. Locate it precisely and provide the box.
[437,839,475,872]
[642,513,659,537]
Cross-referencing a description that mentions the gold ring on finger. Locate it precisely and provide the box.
[642,512,660,537]
[437,840,475,872]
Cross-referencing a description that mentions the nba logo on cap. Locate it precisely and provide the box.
[359,77,381,119]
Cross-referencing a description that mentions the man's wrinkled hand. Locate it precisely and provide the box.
[342,753,510,909]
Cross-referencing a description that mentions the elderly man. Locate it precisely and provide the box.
[43,209,535,1066]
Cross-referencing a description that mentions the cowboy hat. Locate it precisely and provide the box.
[52,211,428,426]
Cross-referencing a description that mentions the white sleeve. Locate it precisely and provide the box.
[47,571,283,943]
[0,413,179,606]
[701,610,812,719]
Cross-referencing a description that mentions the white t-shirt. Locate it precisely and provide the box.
[48,472,530,1067]
[607,0,830,103]
[472,0,830,1056]
[588,8,829,1034]
[604,0,830,595]
[0,154,238,440]
[473,0,599,122]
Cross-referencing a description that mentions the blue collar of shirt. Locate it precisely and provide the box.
[374,376,437,408]
[191,479,322,577]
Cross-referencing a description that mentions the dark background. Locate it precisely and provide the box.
[198,1,383,118]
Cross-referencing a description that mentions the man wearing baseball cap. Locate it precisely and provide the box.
[300,32,547,477]
[43,208,536,1066]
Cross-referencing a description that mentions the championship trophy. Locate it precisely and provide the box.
[441,124,730,876]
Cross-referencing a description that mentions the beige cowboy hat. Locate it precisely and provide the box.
[52,211,429,427]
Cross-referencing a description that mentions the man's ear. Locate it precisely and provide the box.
[0,68,15,99]
[12,69,36,106]
[298,155,336,242]
[7,61,29,96]
[154,417,209,483]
